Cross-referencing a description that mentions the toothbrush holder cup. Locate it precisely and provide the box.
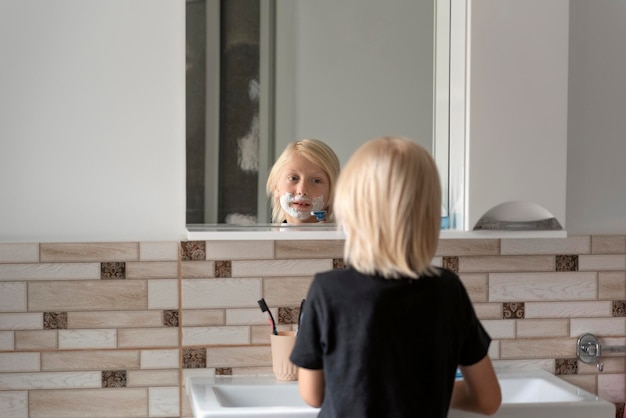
[270,331,298,381]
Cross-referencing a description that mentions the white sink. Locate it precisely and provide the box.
[186,375,318,418]
[449,369,615,417]
[186,369,615,418]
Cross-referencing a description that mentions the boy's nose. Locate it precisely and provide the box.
[296,185,309,196]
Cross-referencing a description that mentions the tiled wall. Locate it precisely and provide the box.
[0,236,625,418]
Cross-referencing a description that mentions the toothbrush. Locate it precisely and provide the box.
[297,299,305,333]
[257,298,278,335]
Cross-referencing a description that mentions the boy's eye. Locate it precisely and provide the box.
[287,175,298,182]
[312,178,322,184]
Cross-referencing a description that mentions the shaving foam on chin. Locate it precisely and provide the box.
[279,193,325,221]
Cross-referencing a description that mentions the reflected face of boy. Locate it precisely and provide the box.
[274,153,330,224]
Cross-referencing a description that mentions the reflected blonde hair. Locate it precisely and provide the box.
[266,138,340,223]
[334,136,441,278]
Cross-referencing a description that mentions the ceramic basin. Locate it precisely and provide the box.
[186,369,615,418]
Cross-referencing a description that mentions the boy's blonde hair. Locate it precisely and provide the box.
[266,138,340,223]
[334,136,441,278]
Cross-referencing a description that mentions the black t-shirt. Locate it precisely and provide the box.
[290,267,491,418]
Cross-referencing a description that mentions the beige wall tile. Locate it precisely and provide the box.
[558,374,597,395]
[226,308,269,325]
[251,325,274,344]
[29,388,148,418]
[67,310,162,329]
[0,391,27,418]
[181,309,225,326]
[500,338,576,359]
[205,346,271,368]
[182,326,249,346]
[0,243,38,263]
[139,241,179,261]
[459,274,488,302]
[0,353,40,372]
[435,239,500,256]
[570,317,626,337]
[488,342,499,359]
[275,240,343,259]
[579,254,626,271]
[232,259,331,277]
[598,271,626,299]
[0,282,27,312]
[40,242,139,262]
[0,263,99,281]
[231,366,274,375]
[42,350,139,371]
[182,368,215,381]
[149,386,179,416]
[460,256,554,273]
[596,337,626,348]
[29,280,148,311]
[481,320,515,339]
[140,349,179,369]
[516,319,569,338]
[598,373,626,403]
[263,277,313,306]
[126,261,178,279]
[0,331,14,350]
[181,383,195,417]
[182,261,215,278]
[117,328,179,349]
[525,301,612,318]
[578,357,626,374]
[0,313,42,330]
[489,272,596,302]
[473,303,503,320]
[492,359,555,372]
[148,278,178,309]
[206,240,274,260]
[0,371,101,390]
[1,235,625,418]
[59,329,117,349]
[15,330,57,350]
[127,369,179,387]
[182,278,262,309]
[592,235,626,254]
[500,236,590,255]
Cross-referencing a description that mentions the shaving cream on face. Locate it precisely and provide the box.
[280,193,325,221]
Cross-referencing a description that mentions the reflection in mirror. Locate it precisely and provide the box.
[186,0,450,226]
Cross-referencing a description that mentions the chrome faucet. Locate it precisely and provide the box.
[577,333,626,372]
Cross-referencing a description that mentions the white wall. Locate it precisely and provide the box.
[274,0,435,165]
[0,0,186,242]
[0,0,623,243]
[566,0,626,234]
[466,0,569,230]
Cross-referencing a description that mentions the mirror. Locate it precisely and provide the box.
[186,0,450,225]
